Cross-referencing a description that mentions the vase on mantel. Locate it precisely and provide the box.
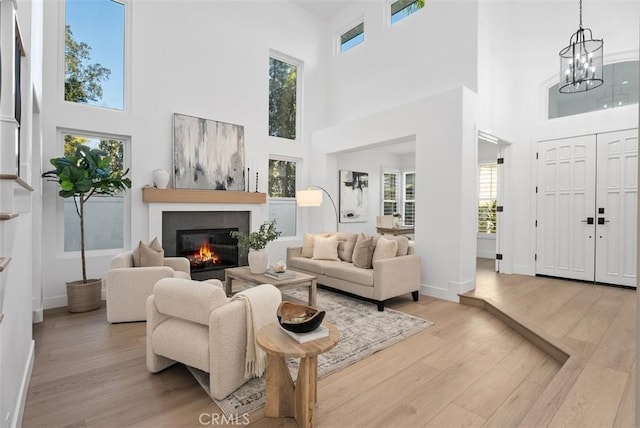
[153,169,170,189]
[248,249,269,274]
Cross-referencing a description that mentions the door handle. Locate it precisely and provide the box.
[597,217,610,225]
[581,217,594,224]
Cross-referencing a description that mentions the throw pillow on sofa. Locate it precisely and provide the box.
[352,233,376,269]
[312,235,340,261]
[301,233,315,258]
[133,237,164,267]
[372,236,399,264]
[383,235,410,256]
[336,232,358,262]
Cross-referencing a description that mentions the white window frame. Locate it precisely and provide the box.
[380,168,400,215]
[336,16,365,55]
[268,50,304,142]
[402,171,416,226]
[477,162,497,235]
[59,0,131,112]
[268,155,300,238]
[56,128,131,258]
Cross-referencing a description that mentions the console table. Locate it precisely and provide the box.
[376,226,415,236]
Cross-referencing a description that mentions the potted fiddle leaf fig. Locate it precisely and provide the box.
[42,144,131,312]
[231,220,281,274]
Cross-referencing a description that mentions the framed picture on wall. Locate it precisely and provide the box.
[339,170,369,223]
[173,113,245,190]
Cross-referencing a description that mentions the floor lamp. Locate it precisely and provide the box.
[296,186,339,232]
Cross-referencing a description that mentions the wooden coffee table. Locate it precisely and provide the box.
[224,266,317,306]
[256,322,339,428]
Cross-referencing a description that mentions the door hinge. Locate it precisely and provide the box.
[497,157,504,164]
[496,206,504,212]
[535,253,537,261]
[496,253,503,260]
[535,220,538,227]
[535,186,538,193]
[536,152,539,159]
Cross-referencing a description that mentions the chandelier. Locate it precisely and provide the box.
[558,0,603,93]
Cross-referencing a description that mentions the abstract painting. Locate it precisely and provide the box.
[173,113,245,190]
[339,170,369,223]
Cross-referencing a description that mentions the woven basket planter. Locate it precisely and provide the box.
[66,278,102,313]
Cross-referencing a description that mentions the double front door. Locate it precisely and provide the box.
[536,129,638,287]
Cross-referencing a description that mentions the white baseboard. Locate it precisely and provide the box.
[451,278,476,295]
[11,340,35,428]
[32,308,43,323]
[43,294,68,310]
[513,264,535,276]
[420,284,459,303]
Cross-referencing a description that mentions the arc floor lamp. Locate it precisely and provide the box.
[296,186,339,231]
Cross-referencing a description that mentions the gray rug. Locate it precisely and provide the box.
[188,288,433,418]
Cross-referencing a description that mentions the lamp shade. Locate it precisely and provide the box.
[296,189,323,207]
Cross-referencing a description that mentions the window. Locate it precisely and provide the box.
[65,0,125,110]
[268,158,298,237]
[269,54,301,140]
[478,163,497,233]
[390,0,425,25]
[548,61,639,119]
[62,132,127,251]
[403,172,415,226]
[340,21,364,53]
[382,171,399,215]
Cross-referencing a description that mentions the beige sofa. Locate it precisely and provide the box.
[287,232,421,311]
[106,251,191,323]
[147,278,282,400]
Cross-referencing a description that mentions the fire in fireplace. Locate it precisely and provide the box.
[176,228,238,273]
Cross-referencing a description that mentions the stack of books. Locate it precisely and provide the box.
[280,325,330,343]
[264,267,296,280]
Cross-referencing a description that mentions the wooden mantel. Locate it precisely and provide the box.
[142,187,266,204]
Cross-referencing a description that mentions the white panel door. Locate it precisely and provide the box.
[595,130,638,287]
[536,136,596,281]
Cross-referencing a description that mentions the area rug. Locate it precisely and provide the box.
[188,288,433,418]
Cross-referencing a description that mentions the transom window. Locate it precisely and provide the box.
[62,132,127,251]
[269,54,302,140]
[390,0,425,25]
[340,21,364,53]
[64,0,125,110]
[548,61,639,119]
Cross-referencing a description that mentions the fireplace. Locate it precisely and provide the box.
[162,211,250,281]
[176,228,238,274]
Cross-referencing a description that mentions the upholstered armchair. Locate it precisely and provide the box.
[146,278,282,400]
[106,251,191,323]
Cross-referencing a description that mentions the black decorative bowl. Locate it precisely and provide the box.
[277,301,326,333]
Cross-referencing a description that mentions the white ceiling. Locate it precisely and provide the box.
[289,1,348,19]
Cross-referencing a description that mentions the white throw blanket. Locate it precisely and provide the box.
[231,284,282,379]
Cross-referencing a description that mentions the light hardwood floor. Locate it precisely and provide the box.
[22,260,635,427]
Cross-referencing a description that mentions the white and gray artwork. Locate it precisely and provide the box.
[339,170,369,223]
[173,113,245,190]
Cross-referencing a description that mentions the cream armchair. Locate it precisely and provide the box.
[106,251,191,323]
[146,278,282,400]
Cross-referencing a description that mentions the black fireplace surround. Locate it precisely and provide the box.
[162,211,250,280]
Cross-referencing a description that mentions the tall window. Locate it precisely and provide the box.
[269,54,300,140]
[340,21,364,53]
[403,172,415,226]
[65,0,125,110]
[390,0,425,25]
[268,158,298,237]
[62,132,127,251]
[478,163,497,233]
[382,171,399,215]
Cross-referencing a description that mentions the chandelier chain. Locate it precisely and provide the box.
[579,0,583,28]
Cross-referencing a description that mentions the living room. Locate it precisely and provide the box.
[0,0,639,427]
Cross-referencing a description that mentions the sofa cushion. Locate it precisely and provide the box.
[352,234,376,269]
[337,232,358,262]
[133,237,164,267]
[301,233,315,258]
[153,278,228,325]
[288,257,336,275]
[372,237,399,264]
[383,235,410,256]
[324,263,374,286]
[312,235,340,261]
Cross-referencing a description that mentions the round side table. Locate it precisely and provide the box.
[256,322,339,428]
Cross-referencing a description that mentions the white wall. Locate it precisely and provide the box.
[478,1,640,275]
[40,1,328,307]
[325,0,478,124]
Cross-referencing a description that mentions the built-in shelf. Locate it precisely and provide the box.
[0,257,11,272]
[0,212,19,221]
[0,174,34,191]
[142,187,266,204]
